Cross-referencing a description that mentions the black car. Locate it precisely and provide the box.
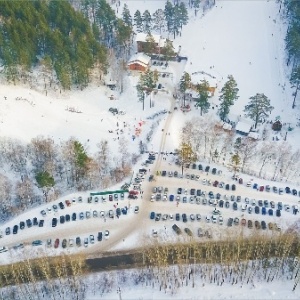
[97,232,103,241]
[285,186,291,194]
[277,202,283,210]
[182,213,187,223]
[196,189,202,196]
[20,221,25,229]
[190,189,195,195]
[116,208,121,216]
[212,168,217,175]
[13,225,18,234]
[232,184,236,191]
[233,202,238,210]
[162,171,167,176]
[26,219,32,228]
[172,224,182,235]
[65,214,70,222]
[175,213,180,221]
[261,221,267,230]
[225,201,230,208]
[177,188,182,194]
[219,200,224,208]
[216,193,221,200]
[255,206,260,214]
[60,215,65,224]
[205,166,210,172]
[258,200,263,207]
[5,227,10,235]
[76,237,81,246]
[58,202,65,209]
[292,189,298,196]
[72,213,77,221]
[225,184,230,190]
[192,163,197,169]
[198,164,203,171]
[38,220,44,227]
[52,218,57,227]
[33,217,38,226]
[276,209,281,217]
[227,218,233,227]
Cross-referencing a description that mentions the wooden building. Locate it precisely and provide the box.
[127,53,151,72]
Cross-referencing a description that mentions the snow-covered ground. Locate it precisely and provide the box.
[1,0,300,297]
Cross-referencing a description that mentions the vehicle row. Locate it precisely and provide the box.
[3,217,44,236]
[247,182,300,197]
[171,224,213,238]
[227,217,281,231]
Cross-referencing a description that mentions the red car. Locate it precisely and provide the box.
[213,180,219,187]
[129,190,139,195]
[54,238,59,249]
[259,186,264,192]
[65,200,71,207]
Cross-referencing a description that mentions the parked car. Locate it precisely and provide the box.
[60,215,65,224]
[248,220,253,229]
[172,224,182,235]
[97,232,103,241]
[276,209,281,217]
[72,213,77,221]
[33,217,38,226]
[32,240,43,246]
[89,235,95,244]
[255,206,260,214]
[232,184,236,191]
[62,239,67,248]
[104,230,110,239]
[184,228,193,236]
[52,218,57,227]
[13,225,18,234]
[76,237,81,246]
[261,221,267,230]
[40,210,46,217]
[39,220,44,227]
[150,212,155,220]
[20,221,25,229]
[54,239,60,248]
[58,202,65,209]
[65,214,70,222]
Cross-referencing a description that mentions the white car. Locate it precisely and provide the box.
[205,215,210,223]
[47,207,52,214]
[169,214,173,220]
[152,230,158,237]
[134,206,139,213]
[105,230,110,239]
[84,238,88,247]
[212,215,217,223]
[89,235,95,244]
[202,179,207,185]
[72,198,76,205]
[195,175,200,181]
[219,216,224,225]
[69,239,74,247]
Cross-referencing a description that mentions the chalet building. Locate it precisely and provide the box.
[127,53,151,72]
[135,33,166,54]
[235,120,253,136]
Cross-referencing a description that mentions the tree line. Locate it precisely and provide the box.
[179,73,274,128]
[0,136,133,223]
[180,115,300,183]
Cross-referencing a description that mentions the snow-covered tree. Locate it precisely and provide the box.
[244,93,274,128]
[122,4,132,27]
[290,65,300,108]
[152,9,166,34]
[218,75,239,121]
[134,10,143,33]
[229,152,241,176]
[177,142,197,175]
[142,10,152,33]
[143,33,156,54]
[179,72,191,106]
[195,80,210,115]
[161,39,175,61]
[178,2,189,31]
[192,0,201,16]
[164,1,174,35]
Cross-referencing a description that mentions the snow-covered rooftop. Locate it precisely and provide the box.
[135,32,166,47]
[128,53,151,67]
[235,120,253,133]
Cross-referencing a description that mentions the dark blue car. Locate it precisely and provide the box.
[253,183,258,190]
[255,206,260,214]
[268,209,273,216]
[169,194,174,201]
[150,211,155,219]
[262,207,266,215]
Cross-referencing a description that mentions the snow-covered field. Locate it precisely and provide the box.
[1,0,300,298]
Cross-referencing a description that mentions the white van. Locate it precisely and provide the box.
[241,204,247,212]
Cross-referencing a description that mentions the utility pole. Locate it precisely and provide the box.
[117,287,122,300]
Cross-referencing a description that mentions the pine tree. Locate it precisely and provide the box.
[178,2,189,31]
[152,9,165,35]
[193,0,201,16]
[290,65,300,108]
[195,80,210,115]
[244,93,274,128]
[179,72,191,106]
[161,39,175,61]
[134,10,143,33]
[143,33,156,54]
[142,10,152,33]
[122,4,132,27]
[218,75,239,121]
[164,1,174,35]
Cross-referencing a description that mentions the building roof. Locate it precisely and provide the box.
[222,123,232,131]
[235,121,252,133]
[128,53,151,68]
[135,33,166,47]
[248,132,259,139]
